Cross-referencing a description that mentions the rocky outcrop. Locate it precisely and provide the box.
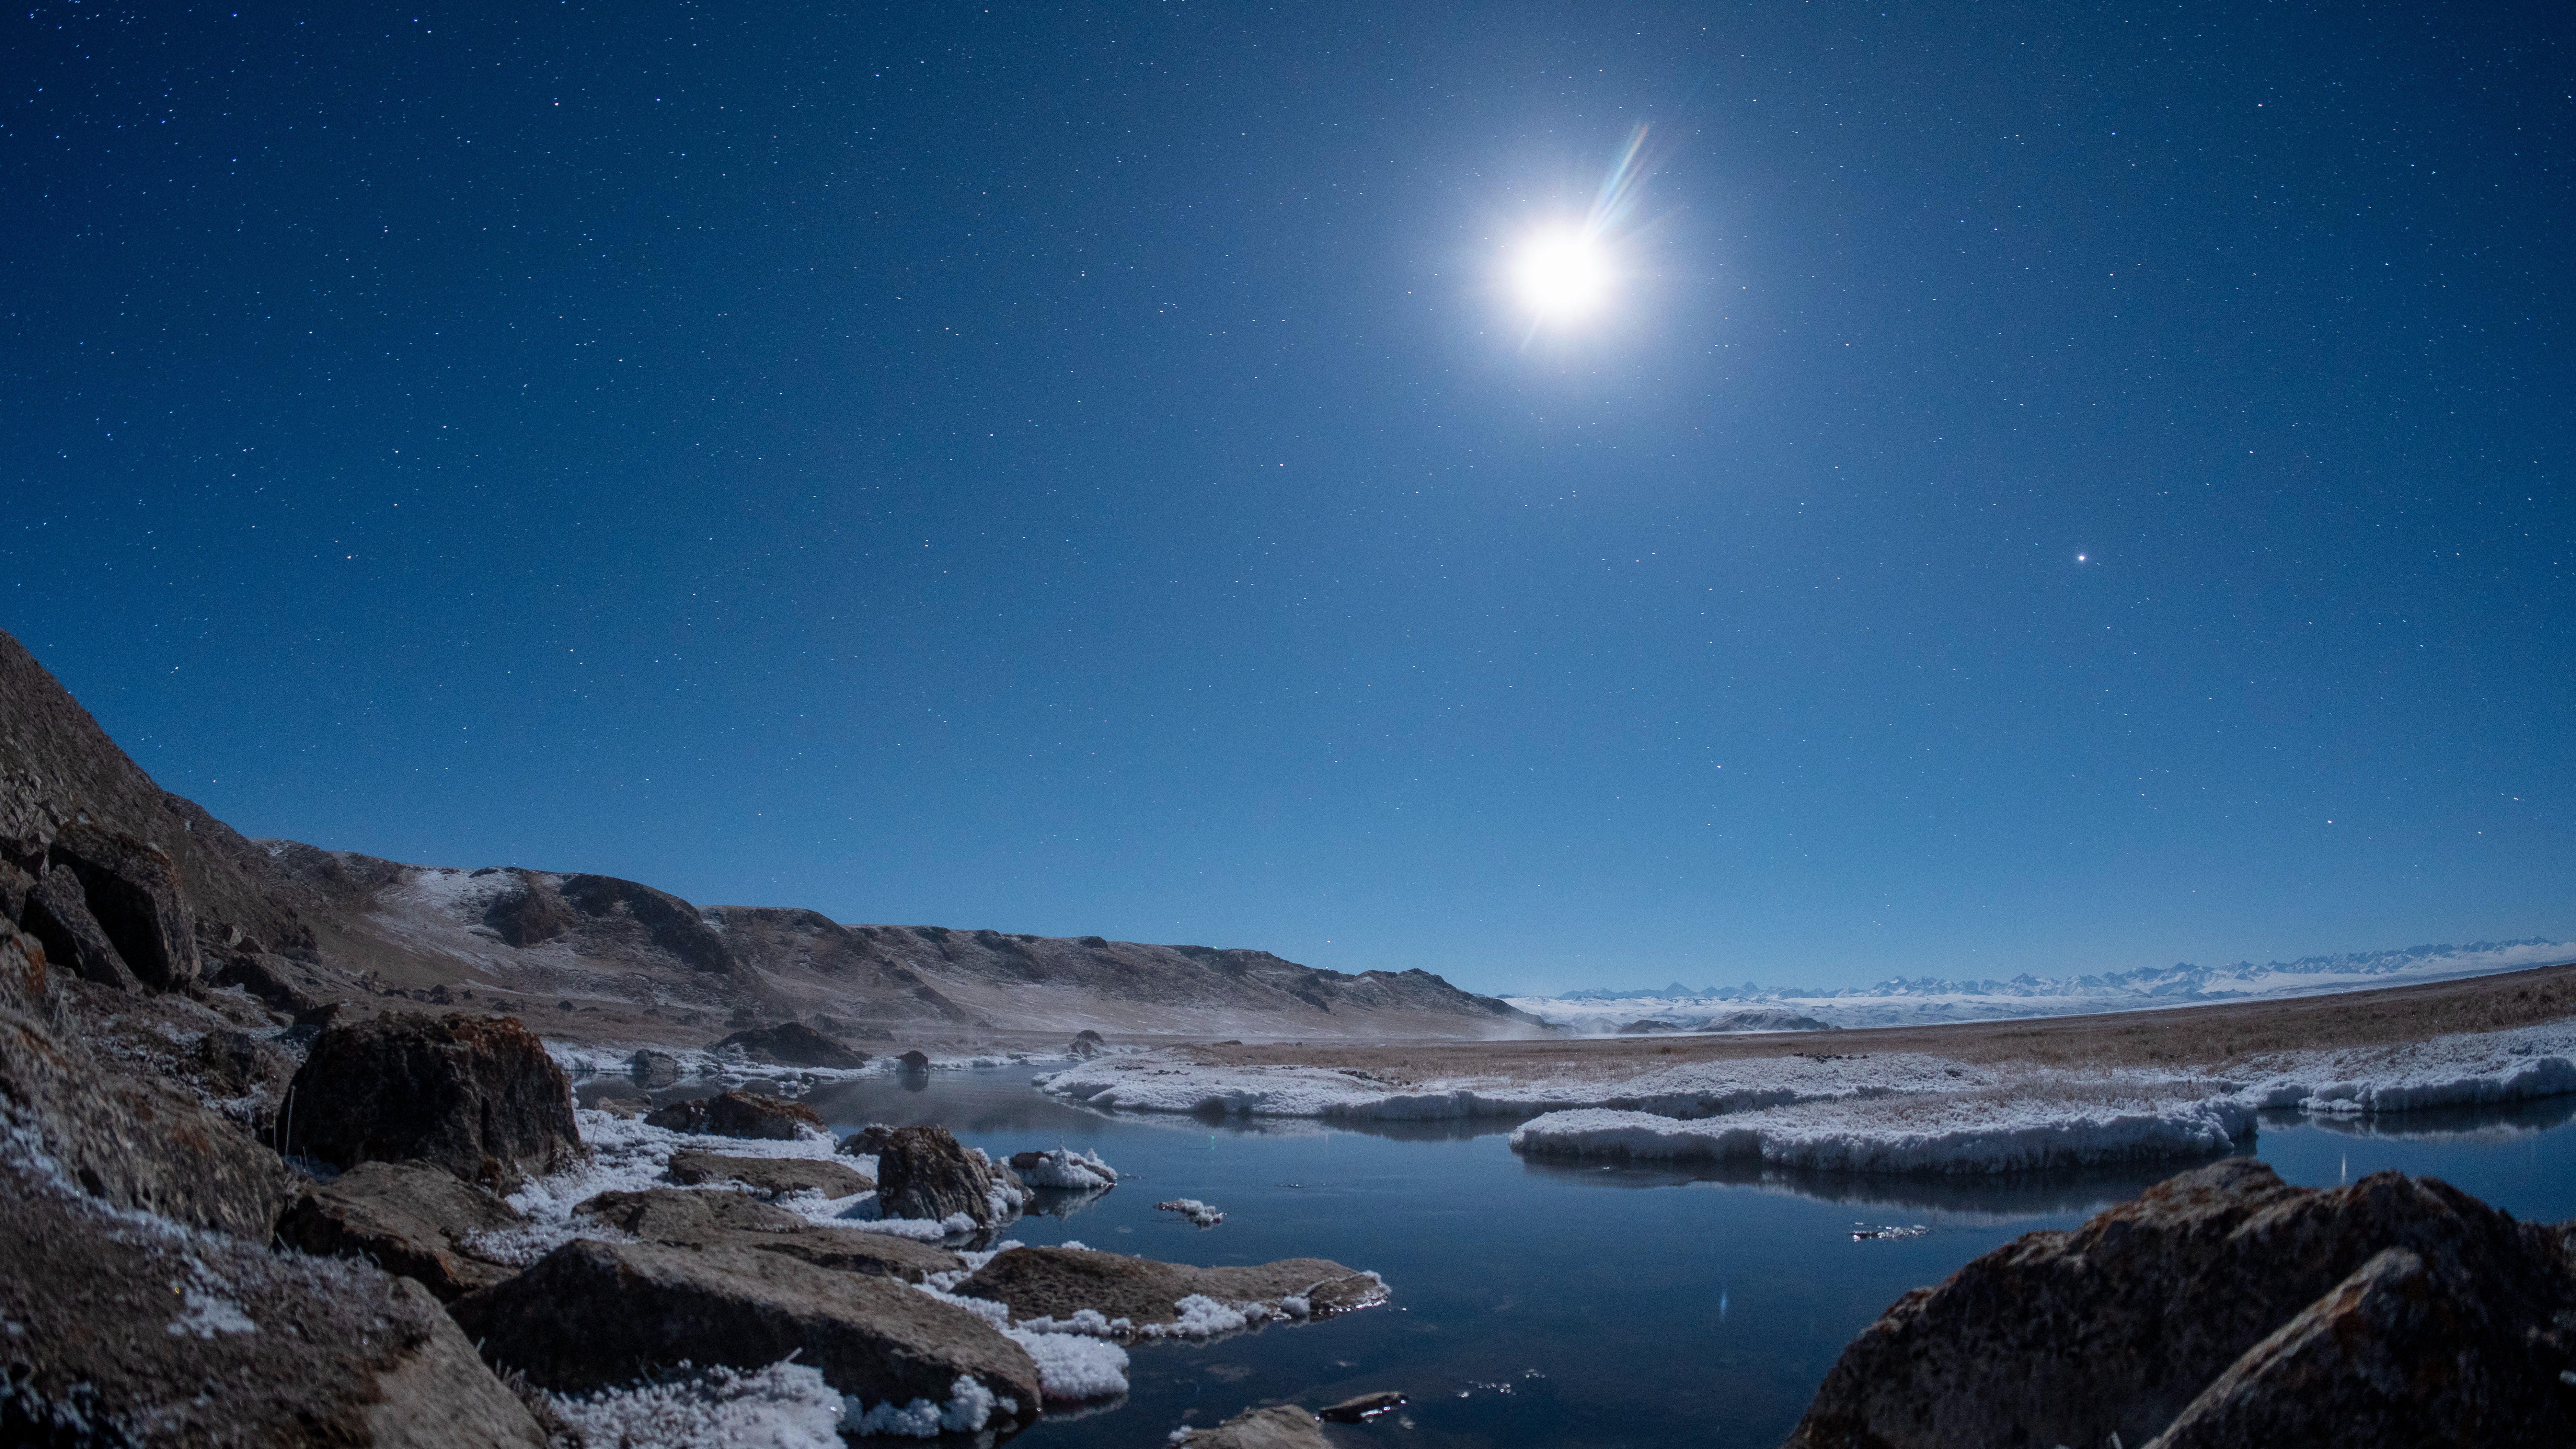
[478,868,577,947]
[450,1237,1042,1429]
[1784,1159,2576,1449]
[274,1160,527,1301]
[874,1123,1008,1225]
[0,628,311,966]
[1176,1404,1331,1448]
[714,1020,867,1068]
[572,1186,811,1243]
[47,822,201,991]
[0,949,293,1239]
[557,873,734,974]
[668,1149,872,1198]
[643,1088,824,1140]
[957,1246,1387,1329]
[23,862,142,990]
[0,1167,546,1447]
[285,1012,582,1191]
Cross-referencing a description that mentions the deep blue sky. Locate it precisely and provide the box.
[7,1,2569,995]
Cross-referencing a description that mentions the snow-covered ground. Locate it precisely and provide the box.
[1507,938,2574,1033]
[1033,1020,2576,1176]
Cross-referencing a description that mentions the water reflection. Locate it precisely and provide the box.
[1517,1149,2245,1220]
[2264,1093,2576,1143]
[551,1064,2576,1449]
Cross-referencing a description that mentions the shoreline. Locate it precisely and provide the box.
[1025,962,2576,1175]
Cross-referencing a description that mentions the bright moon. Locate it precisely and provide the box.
[1514,231,1612,319]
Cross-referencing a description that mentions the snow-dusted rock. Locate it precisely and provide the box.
[1785,1160,2576,1449]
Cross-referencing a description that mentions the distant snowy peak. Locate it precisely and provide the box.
[1516,939,2576,1033]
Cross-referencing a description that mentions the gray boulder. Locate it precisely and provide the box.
[957,1245,1388,1329]
[628,1048,682,1087]
[644,1088,824,1140]
[874,1123,1006,1225]
[284,1012,583,1191]
[1785,1160,2576,1449]
[274,1160,526,1301]
[668,1149,872,1199]
[450,1237,1041,1429]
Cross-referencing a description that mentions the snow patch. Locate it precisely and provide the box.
[847,1375,1005,1437]
[548,1360,846,1449]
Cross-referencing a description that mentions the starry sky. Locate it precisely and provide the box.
[6,1,2570,995]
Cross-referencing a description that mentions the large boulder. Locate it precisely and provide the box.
[0,974,292,1239]
[714,1020,867,1068]
[1,1148,544,1446]
[450,1237,1041,1431]
[571,1186,810,1243]
[47,821,201,991]
[627,1047,681,1087]
[957,1246,1388,1329]
[875,1122,1009,1225]
[668,1149,872,1199]
[21,861,138,990]
[644,1088,824,1140]
[274,1160,526,1301]
[1784,1160,2576,1449]
[285,1012,582,1191]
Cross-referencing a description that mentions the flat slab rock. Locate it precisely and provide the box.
[570,1186,963,1279]
[1785,1158,2576,1449]
[573,1186,811,1243]
[748,1226,964,1283]
[1,1165,544,1448]
[643,1088,824,1140]
[450,1237,1040,1429]
[276,1159,526,1301]
[958,1245,1386,1328]
[667,1149,872,1199]
[1176,1404,1331,1449]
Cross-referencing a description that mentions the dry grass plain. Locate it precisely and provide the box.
[1169,960,2576,1087]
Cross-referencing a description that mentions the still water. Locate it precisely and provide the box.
[705,1072,2576,1448]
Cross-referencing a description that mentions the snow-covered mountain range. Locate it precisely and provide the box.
[1506,939,2576,1033]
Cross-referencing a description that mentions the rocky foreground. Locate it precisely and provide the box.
[1788,1157,2576,1447]
[0,908,1395,1443]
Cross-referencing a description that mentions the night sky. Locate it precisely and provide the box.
[7,2,2569,995]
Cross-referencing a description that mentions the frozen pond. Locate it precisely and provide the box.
[604,1069,2576,1447]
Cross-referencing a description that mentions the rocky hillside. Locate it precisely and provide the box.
[0,629,1544,1047]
